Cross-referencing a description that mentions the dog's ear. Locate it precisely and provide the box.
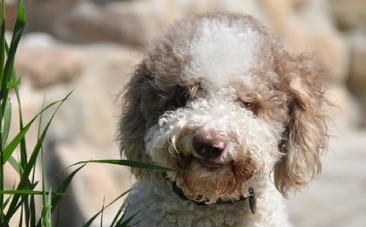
[274,55,328,197]
[118,62,158,180]
[118,59,189,180]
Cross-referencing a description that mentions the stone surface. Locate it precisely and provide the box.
[347,30,366,127]
[24,0,81,32]
[328,0,366,31]
[261,0,349,83]
[54,1,162,46]
[348,31,366,93]
[15,33,85,88]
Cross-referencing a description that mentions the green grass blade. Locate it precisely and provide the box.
[3,196,12,217]
[2,120,31,164]
[83,190,131,227]
[50,163,85,213]
[115,211,140,227]
[0,2,25,126]
[110,206,124,227]
[113,201,156,227]
[100,197,105,227]
[6,77,20,89]
[37,163,86,227]
[19,207,23,227]
[71,159,174,172]
[42,187,52,227]
[4,91,72,223]
[1,98,11,148]
[29,187,36,227]
[12,73,28,179]
[0,0,26,101]
[38,96,50,227]
[1,1,27,226]
[0,0,7,221]
[2,98,67,165]
[0,190,65,196]
[7,156,22,175]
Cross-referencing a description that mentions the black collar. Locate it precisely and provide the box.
[163,173,257,214]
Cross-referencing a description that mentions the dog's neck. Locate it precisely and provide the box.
[123,179,291,226]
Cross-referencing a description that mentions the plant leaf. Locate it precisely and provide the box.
[83,190,131,227]
[41,186,52,227]
[4,91,72,223]
[2,99,66,165]
[7,156,22,175]
[6,78,20,89]
[50,163,86,213]
[2,98,11,148]
[0,0,26,101]
[0,190,64,196]
[71,159,174,172]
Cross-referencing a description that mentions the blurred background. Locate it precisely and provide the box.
[3,0,366,226]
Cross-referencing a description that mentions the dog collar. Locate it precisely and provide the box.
[163,173,257,214]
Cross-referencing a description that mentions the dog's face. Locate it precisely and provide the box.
[119,13,327,203]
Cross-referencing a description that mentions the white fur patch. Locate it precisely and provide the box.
[187,19,261,90]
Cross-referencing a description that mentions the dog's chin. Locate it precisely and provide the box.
[175,158,255,204]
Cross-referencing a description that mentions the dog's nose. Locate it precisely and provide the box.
[192,131,227,159]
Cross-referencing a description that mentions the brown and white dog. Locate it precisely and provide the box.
[118,12,328,226]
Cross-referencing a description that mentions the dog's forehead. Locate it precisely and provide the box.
[186,18,262,90]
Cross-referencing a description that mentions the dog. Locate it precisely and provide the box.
[118,12,328,226]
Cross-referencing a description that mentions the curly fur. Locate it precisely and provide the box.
[118,12,328,226]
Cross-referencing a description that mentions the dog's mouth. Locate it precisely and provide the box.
[197,159,225,169]
[166,176,257,214]
[170,155,258,205]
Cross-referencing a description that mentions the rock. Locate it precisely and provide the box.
[347,31,366,95]
[53,0,264,47]
[24,0,81,32]
[285,22,349,83]
[327,0,366,31]
[54,1,162,46]
[261,0,350,83]
[347,30,366,127]
[15,33,85,88]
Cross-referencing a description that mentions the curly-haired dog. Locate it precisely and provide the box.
[119,12,328,226]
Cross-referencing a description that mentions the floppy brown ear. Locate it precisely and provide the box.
[118,62,158,180]
[274,55,328,197]
[118,57,189,180]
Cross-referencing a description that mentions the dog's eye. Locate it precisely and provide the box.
[240,101,251,108]
[238,100,260,115]
[166,86,190,110]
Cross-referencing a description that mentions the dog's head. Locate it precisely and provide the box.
[119,12,328,203]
